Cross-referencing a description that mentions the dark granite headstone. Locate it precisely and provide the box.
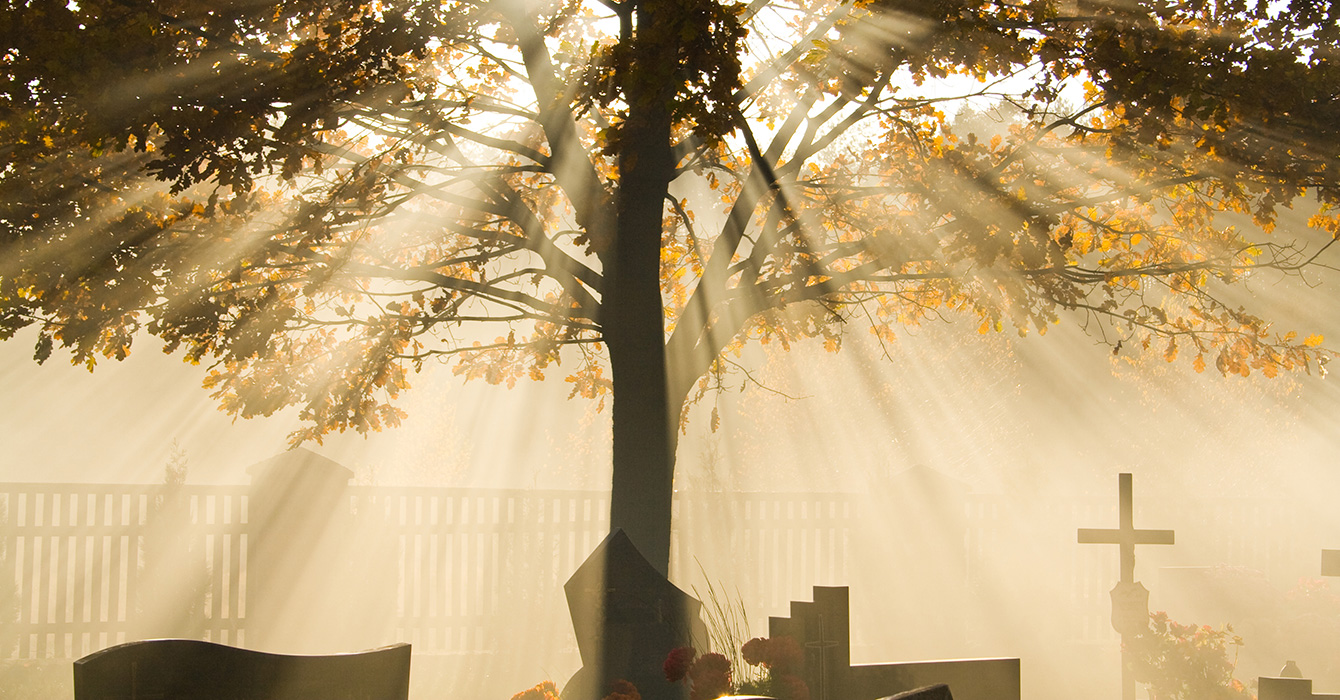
[770,586,1019,700]
[881,685,954,700]
[769,586,849,700]
[72,639,410,700]
[562,530,706,700]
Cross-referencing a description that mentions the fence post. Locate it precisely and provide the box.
[0,492,14,658]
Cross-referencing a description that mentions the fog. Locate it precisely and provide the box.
[5,249,1340,700]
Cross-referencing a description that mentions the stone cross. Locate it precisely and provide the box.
[1078,473,1175,585]
[1077,473,1175,700]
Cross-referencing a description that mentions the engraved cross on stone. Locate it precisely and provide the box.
[1078,473,1175,584]
[806,614,840,700]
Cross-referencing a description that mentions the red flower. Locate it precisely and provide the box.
[741,638,769,666]
[689,652,733,700]
[766,637,804,675]
[603,679,641,700]
[665,647,698,683]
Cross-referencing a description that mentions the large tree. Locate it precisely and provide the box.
[2,0,1338,575]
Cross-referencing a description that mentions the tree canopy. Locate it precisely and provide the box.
[2,0,1339,569]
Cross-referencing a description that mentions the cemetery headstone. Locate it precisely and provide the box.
[769,586,1019,700]
[880,685,954,700]
[1077,473,1174,700]
[247,449,395,653]
[72,639,411,700]
[1259,666,1340,700]
[1260,676,1318,700]
[1321,550,1340,578]
[562,529,706,700]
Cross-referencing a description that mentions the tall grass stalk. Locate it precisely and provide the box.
[692,560,765,688]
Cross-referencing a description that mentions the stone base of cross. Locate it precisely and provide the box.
[1109,581,1152,637]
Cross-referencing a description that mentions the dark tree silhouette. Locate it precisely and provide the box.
[2,0,1338,574]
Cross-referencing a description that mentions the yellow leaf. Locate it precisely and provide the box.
[1305,334,1324,347]
[1193,354,1206,373]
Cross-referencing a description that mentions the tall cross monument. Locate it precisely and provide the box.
[1078,473,1175,700]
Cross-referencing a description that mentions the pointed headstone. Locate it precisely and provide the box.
[246,449,358,651]
[563,530,705,700]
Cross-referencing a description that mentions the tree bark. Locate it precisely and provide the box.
[603,19,679,574]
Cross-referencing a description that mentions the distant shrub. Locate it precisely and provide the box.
[1127,611,1254,700]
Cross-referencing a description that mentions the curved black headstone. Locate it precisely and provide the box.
[881,685,954,700]
[73,639,410,700]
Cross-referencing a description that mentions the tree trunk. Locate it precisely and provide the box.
[603,44,678,575]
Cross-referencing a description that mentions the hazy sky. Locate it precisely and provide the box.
[0,326,606,486]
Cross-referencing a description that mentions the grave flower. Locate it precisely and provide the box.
[603,679,642,700]
[664,647,697,683]
[688,653,732,700]
[741,638,768,666]
[740,636,803,675]
[1127,611,1251,700]
[510,681,561,700]
[738,637,808,700]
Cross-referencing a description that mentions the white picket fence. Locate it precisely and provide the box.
[0,480,1323,665]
